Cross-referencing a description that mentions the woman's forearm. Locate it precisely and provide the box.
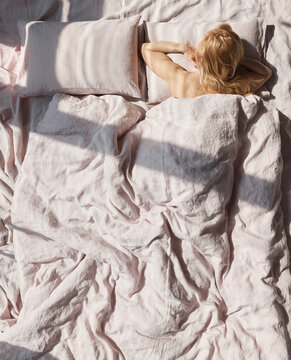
[142,41,188,54]
[241,57,272,77]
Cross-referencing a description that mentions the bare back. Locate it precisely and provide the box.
[141,41,272,100]
[169,71,208,98]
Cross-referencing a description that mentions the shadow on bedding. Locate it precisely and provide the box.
[26,105,281,211]
[0,249,15,260]
[0,0,106,48]
[0,341,59,360]
[263,25,278,94]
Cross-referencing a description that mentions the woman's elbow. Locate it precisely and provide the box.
[256,68,272,92]
[141,43,154,65]
[141,43,149,61]
[141,42,150,54]
[266,67,272,81]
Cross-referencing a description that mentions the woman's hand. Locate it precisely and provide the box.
[183,45,198,68]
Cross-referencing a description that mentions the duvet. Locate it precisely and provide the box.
[0,93,290,359]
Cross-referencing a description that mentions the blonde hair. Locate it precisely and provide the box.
[196,24,258,96]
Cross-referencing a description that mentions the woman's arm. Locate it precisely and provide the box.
[142,41,188,54]
[141,41,196,83]
[241,57,272,91]
[241,57,272,76]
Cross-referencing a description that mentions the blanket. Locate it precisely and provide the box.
[0,93,289,359]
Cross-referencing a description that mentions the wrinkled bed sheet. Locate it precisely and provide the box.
[0,93,290,359]
[0,0,291,359]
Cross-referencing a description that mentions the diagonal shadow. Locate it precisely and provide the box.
[3,15,282,212]
[0,91,283,211]
[0,15,287,213]
[0,341,59,360]
[20,104,280,212]
[0,9,290,360]
[0,249,14,260]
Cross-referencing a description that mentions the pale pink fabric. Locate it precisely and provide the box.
[0,93,289,359]
[0,0,291,359]
[14,18,141,98]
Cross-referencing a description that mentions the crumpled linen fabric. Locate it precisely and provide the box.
[0,93,288,359]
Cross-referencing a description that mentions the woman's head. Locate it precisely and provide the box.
[196,24,245,93]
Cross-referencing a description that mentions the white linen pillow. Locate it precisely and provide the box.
[144,19,266,103]
[14,17,141,98]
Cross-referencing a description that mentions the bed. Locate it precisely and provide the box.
[0,1,290,359]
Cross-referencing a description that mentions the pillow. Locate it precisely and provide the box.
[144,19,266,103]
[14,17,141,98]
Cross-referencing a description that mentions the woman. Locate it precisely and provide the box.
[141,23,272,98]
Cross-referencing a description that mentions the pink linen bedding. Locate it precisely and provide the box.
[0,93,289,359]
[0,0,291,359]
[14,18,141,98]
